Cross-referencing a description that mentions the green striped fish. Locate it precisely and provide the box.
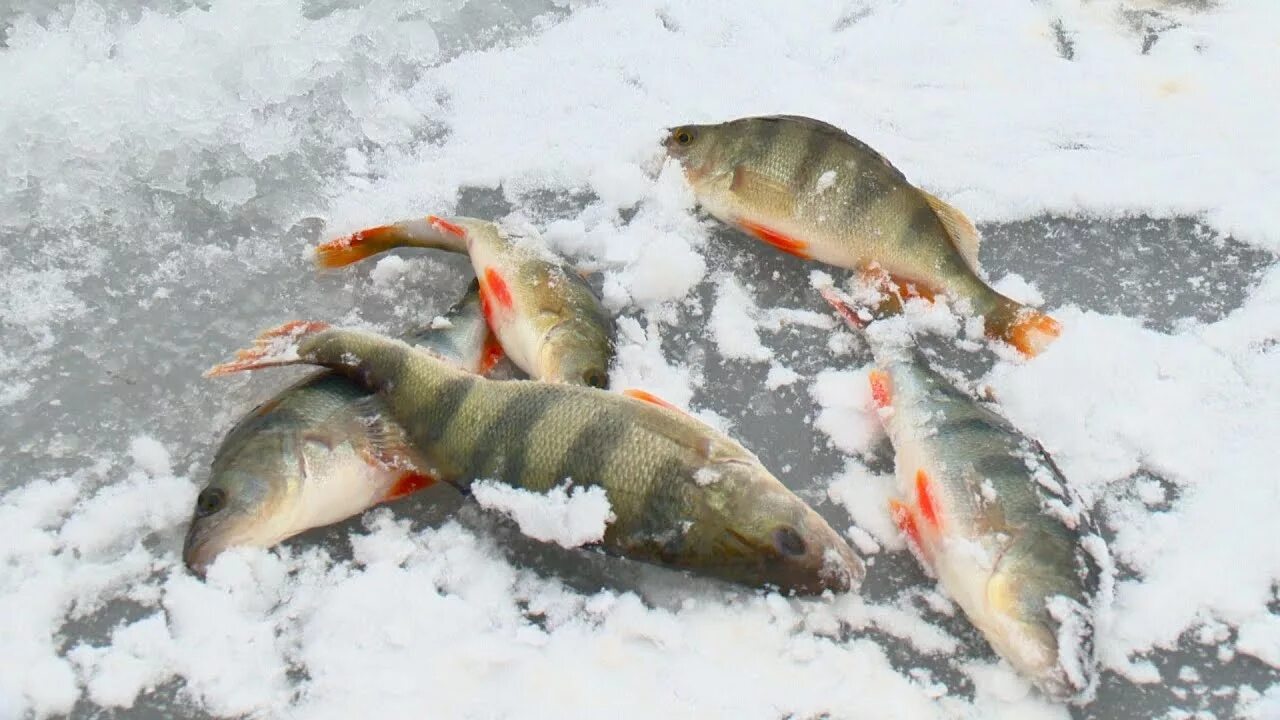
[206,321,865,594]
[665,115,1061,357]
[825,290,1100,701]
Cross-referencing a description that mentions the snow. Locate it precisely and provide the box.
[709,274,771,363]
[471,481,615,549]
[2,0,1278,717]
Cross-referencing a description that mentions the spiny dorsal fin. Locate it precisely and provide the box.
[920,189,981,272]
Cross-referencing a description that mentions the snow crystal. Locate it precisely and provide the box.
[369,256,410,289]
[765,364,801,389]
[1237,614,1280,669]
[471,481,615,549]
[709,274,771,363]
[809,368,883,456]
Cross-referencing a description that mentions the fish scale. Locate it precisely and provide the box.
[207,322,867,594]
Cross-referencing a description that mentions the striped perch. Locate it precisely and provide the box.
[825,290,1101,701]
[207,321,865,595]
[665,114,1061,357]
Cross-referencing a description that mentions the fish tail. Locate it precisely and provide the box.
[313,215,469,269]
[205,321,333,376]
[988,297,1061,357]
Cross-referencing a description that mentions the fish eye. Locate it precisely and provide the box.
[583,369,608,389]
[672,127,694,146]
[195,488,227,517]
[772,526,807,557]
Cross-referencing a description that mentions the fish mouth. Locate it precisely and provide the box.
[182,526,216,579]
[182,522,240,579]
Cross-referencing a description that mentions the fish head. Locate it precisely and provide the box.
[690,463,866,594]
[539,317,613,389]
[663,123,736,187]
[984,539,1098,702]
[183,434,292,577]
[184,390,392,577]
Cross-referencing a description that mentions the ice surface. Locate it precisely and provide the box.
[2,0,1278,718]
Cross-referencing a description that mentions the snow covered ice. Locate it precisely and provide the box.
[2,0,1279,718]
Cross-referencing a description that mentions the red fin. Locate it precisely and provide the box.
[384,471,437,502]
[1002,310,1061,358]
[868,370,892,409]
[314,226,405,269]
[737,219,811,259]
[820,287,869,330]
[427,215,467,238]
[889,499,923,551]
[915,469,940,529]
[478,333,504,375]
[885,273,936,303]
[479,268,515,326]
[205,321,331,377]
[623,388,685,413]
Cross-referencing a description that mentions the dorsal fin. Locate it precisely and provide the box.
[920,190,981,272]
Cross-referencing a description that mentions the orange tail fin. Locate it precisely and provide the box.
[314,225,406,269]
[205,321,332,377]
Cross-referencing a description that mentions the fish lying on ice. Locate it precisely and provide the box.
[665,115,1061,357]
[823,289,1100,701]
[205,320,865,594]
[315,215,615,387]
[183,282,499,575]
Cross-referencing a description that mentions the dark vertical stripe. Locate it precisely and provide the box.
[554,412,628,490]
[465,386,557,485]
[936,414,1004,441]
[409,375,473,447]
[793,128,830,192]
[633,455,692,536]
[750,117,785,155]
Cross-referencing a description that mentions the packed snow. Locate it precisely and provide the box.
[2,0,1278,718]
[471,481,615,549]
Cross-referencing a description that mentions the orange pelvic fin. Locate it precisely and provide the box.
[868,369,893,410]
[314,225,406,269]
[737,219,811,259]
[205,321,331,377]
[623,388,686,414]
[478,267,515,326]
[427,214,467,238]
[885,273,936,303]
[889,498,927,559]
[478,333,505,375]
[384,471,438,502]
[915,469,940,530]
